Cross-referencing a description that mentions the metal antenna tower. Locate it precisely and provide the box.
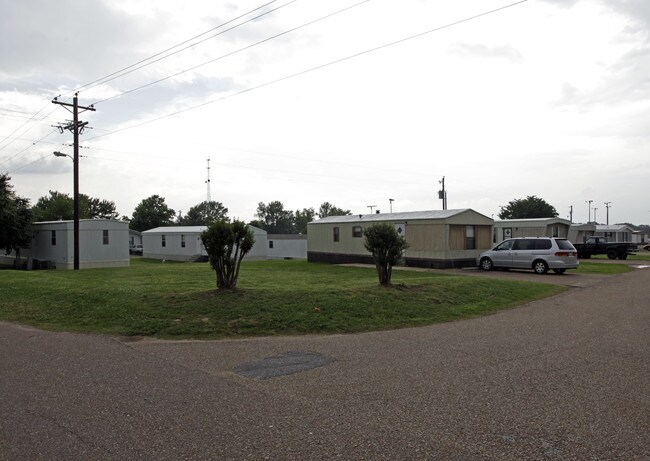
[205,157,211,202]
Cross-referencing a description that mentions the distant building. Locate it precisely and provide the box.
[267,234,307,259]
[568,223,636,243]
[307,209,493,269]
[493,217,572,244]
[129,229,142,247]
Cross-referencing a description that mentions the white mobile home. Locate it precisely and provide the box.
[142,225,268,262]
[0,219,129,270]
[568,223,636,244]
[307,209,493,269]
[267,234,308,259]
[493,218,572,244]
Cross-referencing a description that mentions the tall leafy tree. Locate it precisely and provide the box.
[294,207,315,234]
[498,195,558,219]
[318,201,351,218]
[0,174,32,264]
[130,195,176,232]
[363,223,408,286]
[32,190,118,221]
[180,201,228,226]
[201,220,255,289]
[250,201,295,234]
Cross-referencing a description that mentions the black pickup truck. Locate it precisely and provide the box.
[573,236,637,260]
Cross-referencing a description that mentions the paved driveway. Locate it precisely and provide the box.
[1,268,648,460]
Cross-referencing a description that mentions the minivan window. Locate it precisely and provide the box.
[496,240,513,251]
[513,239,534,250]
[533,239,552,250]
[556,239,575,250]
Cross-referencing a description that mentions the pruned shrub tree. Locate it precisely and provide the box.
[201,220,255,289]
[363,223,408,286]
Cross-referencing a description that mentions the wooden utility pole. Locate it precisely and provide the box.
[52,93,95,270]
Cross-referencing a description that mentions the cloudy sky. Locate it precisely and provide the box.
[1,0,649,225]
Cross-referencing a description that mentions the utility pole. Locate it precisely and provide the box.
[52,93,95,270]
[585,200,593,223]
[604,202,611,225]
[389,198,394,213]
[367,205,377,214]
[205,157,211,202]
[438,176,447,210]
[569,205,573,223]
[594,207,598,223]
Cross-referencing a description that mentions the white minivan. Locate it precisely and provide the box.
[477,237,579,274]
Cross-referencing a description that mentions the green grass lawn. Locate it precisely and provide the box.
[576,261,632,274]
[0,259,566,339]
[586,253,650,262]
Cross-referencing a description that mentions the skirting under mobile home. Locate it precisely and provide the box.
[307,209,493,269]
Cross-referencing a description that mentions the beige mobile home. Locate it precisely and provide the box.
[307,209,493,269]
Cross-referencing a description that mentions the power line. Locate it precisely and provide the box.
[81,0,297,97]
[86,0,528,142]
[0,1,289,161]
[91,0,368,105]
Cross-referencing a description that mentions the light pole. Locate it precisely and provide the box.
[53,151,79,270]
[586,200,593,223]
[389,198,394,213]
[594,207,598,223]
[604,202,611,225]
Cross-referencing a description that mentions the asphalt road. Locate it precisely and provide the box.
[1,268,648,460]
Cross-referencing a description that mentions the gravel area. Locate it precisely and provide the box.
[1,267,648,460]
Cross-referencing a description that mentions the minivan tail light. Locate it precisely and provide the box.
[555,251,576,257]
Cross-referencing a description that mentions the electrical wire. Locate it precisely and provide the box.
[0,1,292,162]
[80,0,297,97]
[86,0,528,142]
[91,0,370,105]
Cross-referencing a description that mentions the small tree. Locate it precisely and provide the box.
[363,223,408,286]
[201,220,255,289]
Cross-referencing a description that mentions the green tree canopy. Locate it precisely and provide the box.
[32,190,119,221]
[363,223,408,286]
[318,202,351,218]
[201,220,255,289]
[498,195,558,220]
[180,201,228,226]
[294,207,315,234]
[130,195,176,232]
[250,201,295,234]
[0,174,32,261]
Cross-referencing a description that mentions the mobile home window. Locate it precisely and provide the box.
[333,227,340,242]
[162,235,166,247]
[352,226,363,238]
[102,230,109,245]
[269,240,274,249]
[51,230,56,246]
[181,235,185,248]
[466,226,475,250]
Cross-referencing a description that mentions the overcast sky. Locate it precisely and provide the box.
[1,0,649,225]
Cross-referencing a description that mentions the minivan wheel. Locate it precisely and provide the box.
[533,259,548,274]
[480,257,493,271]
